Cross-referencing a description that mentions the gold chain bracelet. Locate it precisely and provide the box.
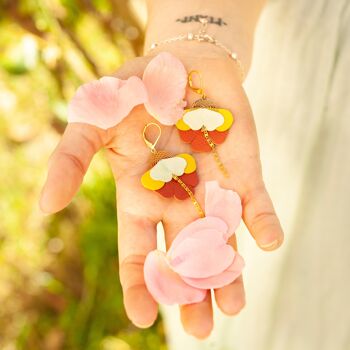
[145,17,245,81]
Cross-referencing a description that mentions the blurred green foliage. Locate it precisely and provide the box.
[0,1,166,349]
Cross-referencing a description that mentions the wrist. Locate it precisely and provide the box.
[144,0,258,74]
[144,40,246,83]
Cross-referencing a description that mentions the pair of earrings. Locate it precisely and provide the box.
[141,70,234,217]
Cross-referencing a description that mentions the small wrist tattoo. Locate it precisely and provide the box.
[176,15,227,26]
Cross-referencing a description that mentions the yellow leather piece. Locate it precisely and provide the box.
[141,170,164,190]
[176,108,234,132]
[177,153,196,174]
[215,108,234,132]
[175,117,190,131]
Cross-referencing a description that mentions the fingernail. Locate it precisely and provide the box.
[132,321,153,329]
[259,239,280,250]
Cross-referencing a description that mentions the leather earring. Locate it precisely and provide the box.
[141,122,204,217]
[175,70,234,178]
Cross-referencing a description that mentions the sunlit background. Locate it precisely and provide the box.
[0,1,167,349]
[4,1,349,349]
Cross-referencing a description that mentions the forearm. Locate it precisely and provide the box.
[144,0,266,75]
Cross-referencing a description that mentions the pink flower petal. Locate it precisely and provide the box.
[168,216,228,257]
[169,229,235,278]
[144,250,207,305]
[205,181,242,239]
[182,253,245,289]
[68,76,147,129]
[143,52,187,125]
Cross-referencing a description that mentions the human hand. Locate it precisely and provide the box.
[40,46,284,339]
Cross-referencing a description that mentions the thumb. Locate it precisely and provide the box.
[113,56,150,79]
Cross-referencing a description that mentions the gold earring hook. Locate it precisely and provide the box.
[143,122,161,153]
[188,70,206,98]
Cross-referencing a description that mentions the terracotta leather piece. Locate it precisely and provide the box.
[178,129,229,152]
[180,172,199,187]
[156,172,198,200]
[209,130,229,144]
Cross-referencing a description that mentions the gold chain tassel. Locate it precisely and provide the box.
[201,127,229,178]
[173,175,205,218]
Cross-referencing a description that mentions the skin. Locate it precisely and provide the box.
[40,0,284,340]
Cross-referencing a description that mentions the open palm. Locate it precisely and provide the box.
[40,52,284,338]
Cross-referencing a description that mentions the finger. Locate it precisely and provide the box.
[113,57,149,80]
[242,184,284,251]
[214,235,245,315]
[163,216,213,339]
[180,292,213,339]
[39,123,104,214]
[117,206,158,328]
